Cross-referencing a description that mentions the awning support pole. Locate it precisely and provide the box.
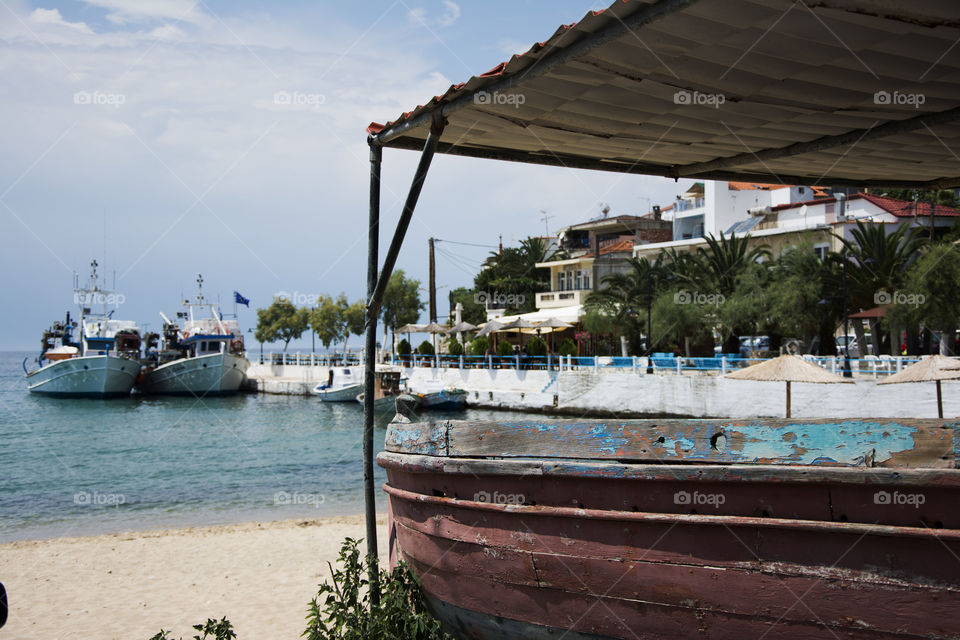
[363,141,382,603]
[363,114,446,603]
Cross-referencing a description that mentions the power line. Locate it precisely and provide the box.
[434,238,499,249]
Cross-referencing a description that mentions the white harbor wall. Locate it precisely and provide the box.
[243,361,959,419]
[400,367,959,419]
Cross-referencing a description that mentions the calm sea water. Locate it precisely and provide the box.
[0,350,527,542]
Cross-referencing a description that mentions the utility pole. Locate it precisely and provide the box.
[428,237,437,322]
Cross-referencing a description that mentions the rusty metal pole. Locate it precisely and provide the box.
[364,141,383,603]
[364,115,447,604]
[429,237,437,323]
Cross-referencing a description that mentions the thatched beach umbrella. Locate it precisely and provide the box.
[529,317,572,352]
[877,355,960,418]
[446,321,478,346]
[725,354,852,418]
[422,321,447,354]
[476,320,505,337]
[394,323,425,355]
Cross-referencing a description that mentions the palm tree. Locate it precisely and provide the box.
[691,233,770,353]
[693,233,771,296]
[585,257,661,352]
[836,221,925,354]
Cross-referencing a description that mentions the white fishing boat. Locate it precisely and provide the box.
[312,367,362,401]
[137,275,249,396]
[25,261,141,398]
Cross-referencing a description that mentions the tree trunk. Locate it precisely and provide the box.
[852,320,867,358]
[889,324,899,357]
[940,327,955,355]
[869,319,882,356]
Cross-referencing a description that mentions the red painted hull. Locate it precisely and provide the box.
[380,453,960,639]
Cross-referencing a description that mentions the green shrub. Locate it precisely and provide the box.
[497,340,514,357]
[417,340,435,356]
[526,337,547,357]
[469,336,489,356]
[558,337,578,357]
[147,538,451,640]
[397,339,411,356]
[448,340,464,357]
[149,618,236,640]
[303,538,451,640]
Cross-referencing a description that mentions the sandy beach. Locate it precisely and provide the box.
[0,515,388,640]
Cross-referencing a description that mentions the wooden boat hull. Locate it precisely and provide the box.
[378,419,960,639]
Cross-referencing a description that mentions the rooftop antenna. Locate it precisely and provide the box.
[600,203,611,218]
[539,209,554,236]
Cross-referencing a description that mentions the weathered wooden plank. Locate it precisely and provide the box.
[378,452,960,486]
[384,420,449,455]
[394,520,960,637]
[384,419,959,468]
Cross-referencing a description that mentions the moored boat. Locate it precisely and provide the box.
[137,275,249,396]
[415,388,467,411]
[25,261,141,398]
[313,367,362,401]
[379,418,960,639]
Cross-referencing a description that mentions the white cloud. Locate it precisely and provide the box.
[408,1,460,28]
[438,1,460,28]
[30,8,93,34]
[79,0,208,25]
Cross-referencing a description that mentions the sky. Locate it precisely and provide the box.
[0,0,696,351]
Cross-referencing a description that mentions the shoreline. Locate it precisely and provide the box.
[0,513,389,640]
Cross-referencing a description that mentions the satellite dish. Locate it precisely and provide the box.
[600,203,611,217]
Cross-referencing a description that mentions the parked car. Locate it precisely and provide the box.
[739,336,770,358]
[836,335,861,358]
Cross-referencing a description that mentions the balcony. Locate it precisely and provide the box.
[536,289,589,309]
[674,197,705,216]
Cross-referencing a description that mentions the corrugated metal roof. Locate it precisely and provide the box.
[369,0,960,188]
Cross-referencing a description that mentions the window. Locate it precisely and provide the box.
[558,271,566,291]
[574,270,583,290]
[583,270,591,290]
[814,243,830,261]
[567,271,574,290]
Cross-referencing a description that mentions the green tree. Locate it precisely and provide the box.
[690,233,770,353]
[474,237,552,314]
[344,300,366,352]
[837,221,925,354]
[255,298,309,353]
[762,242,842,354]
[469,336,489,356]
[880,188,958,209]
[382,270,424,354]
[310,295,347,353]
[447,287,486,325]
[417,340,434,356]
[891,242,960,354]
[584,257,661,354]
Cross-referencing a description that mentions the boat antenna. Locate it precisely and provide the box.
[196,274,204,304]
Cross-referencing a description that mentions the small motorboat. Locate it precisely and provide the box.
[416,388,467,410]
[313,367,362,401]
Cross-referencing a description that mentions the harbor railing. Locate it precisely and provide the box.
[386,353,944,378]
[251,352,363,367]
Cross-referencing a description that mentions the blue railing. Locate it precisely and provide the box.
[385,352,940,376]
